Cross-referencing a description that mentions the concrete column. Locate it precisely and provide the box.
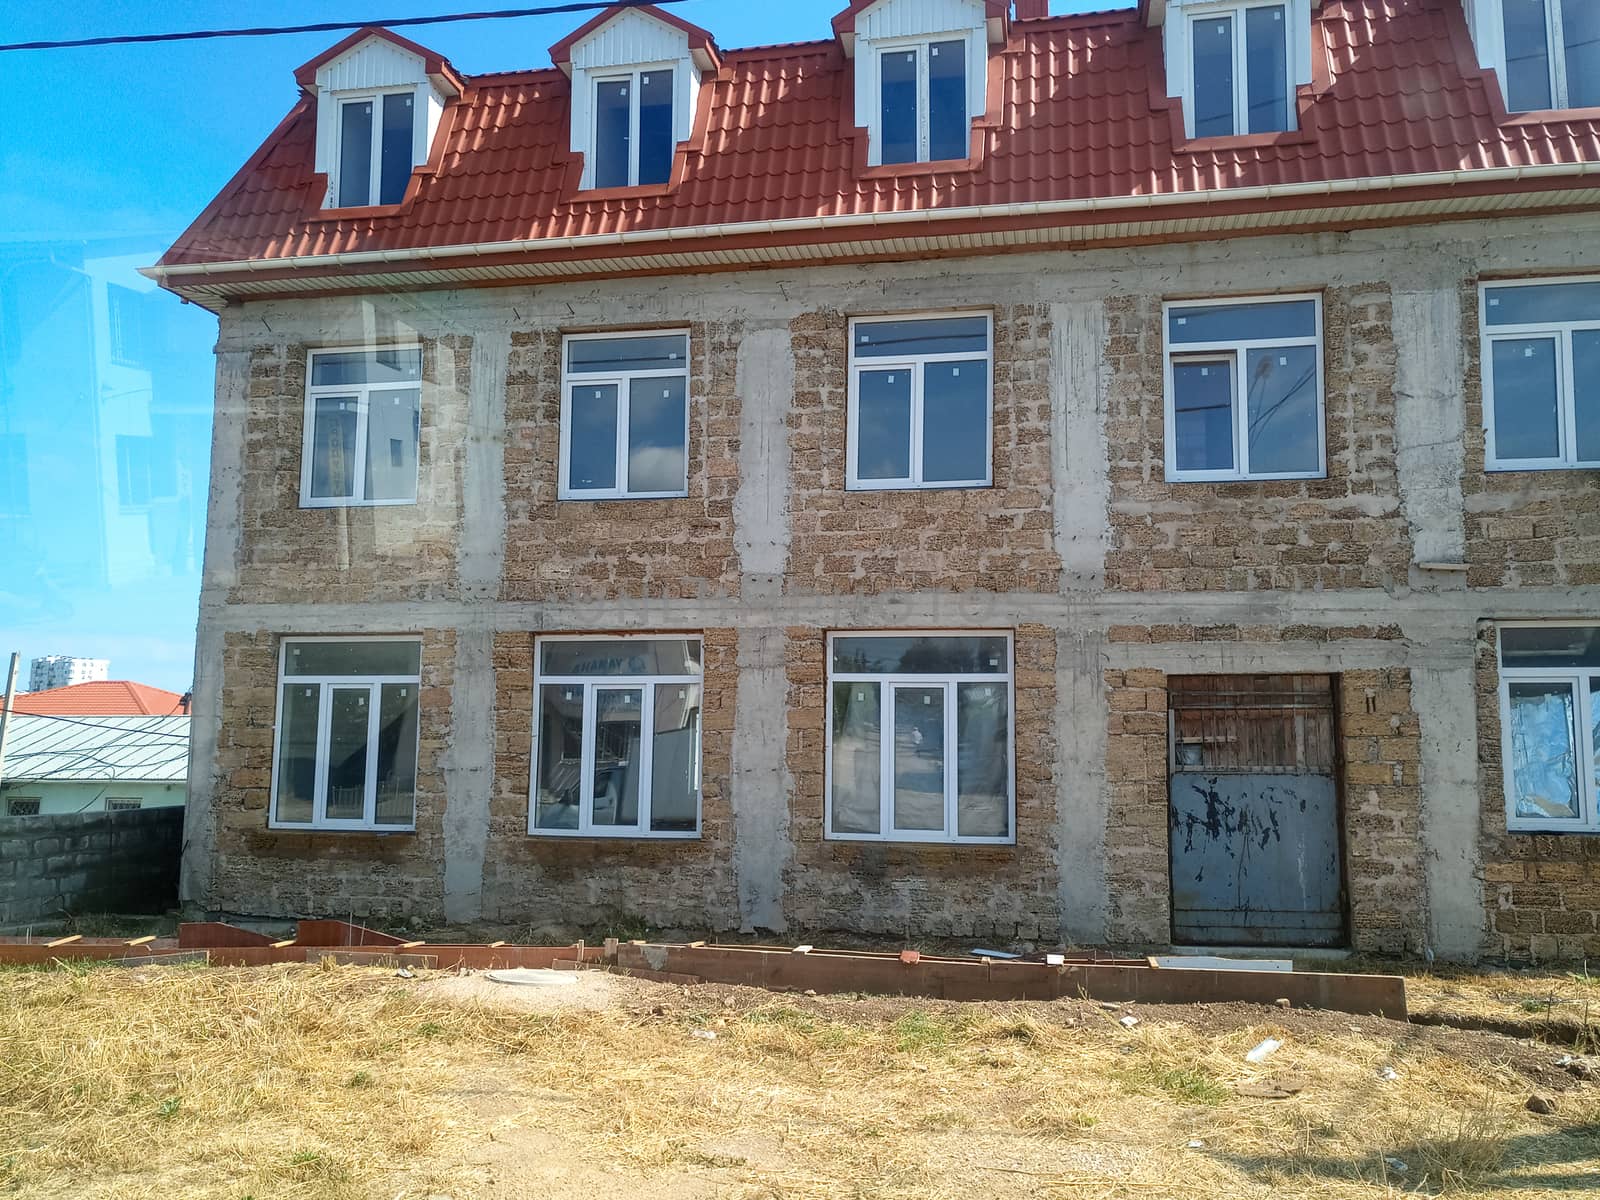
[733,325,793,597]
[1055,628,1109,944]
[1411,631,1486,960]
[1051,299,1111,592]
[1392,284,1467,574]
[731,625,791,932]
[180,346,250,913]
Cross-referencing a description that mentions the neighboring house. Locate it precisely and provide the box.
[9,681,189,717]
[147,0,1600,960]
[0,714,189,816]
[28,656,110,692]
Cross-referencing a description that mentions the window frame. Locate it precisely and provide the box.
[1183,0,1296,138]
[590,62,677,189]
[1162,292,1326,483]
[106,797,143,812]
[823,629,1016,846]
[846,310,994,492]
[1495,0,1595,113]
[330,87,418,209]
[1478,276,1600,471]
[267,636,423,833]
[299,344,424,509]
[872,33,971,165]
[5,797,41,817]
[528,634,704,839]
[558,329,692,500]
[1496,621,1600,834]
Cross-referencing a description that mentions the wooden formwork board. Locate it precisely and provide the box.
[614,944,1408,1018]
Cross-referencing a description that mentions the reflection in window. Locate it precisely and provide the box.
[828,633,1013,842]
[878,39,970,165]
[302,347,421,506]
[1189,4,1292,138]
[337,92,414,207]
[1498,625,1600,832]
[1483,280,1600,468]
[592,69,675,188]
[561,332,689,498]
[1501,0,1600,112]
[1165,296,1323,480]
[849,314,991,489]
[532,637,703,837]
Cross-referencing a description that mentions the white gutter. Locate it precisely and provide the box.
[142,161,1600,283]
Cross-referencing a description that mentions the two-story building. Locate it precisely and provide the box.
[150,0,1600,960]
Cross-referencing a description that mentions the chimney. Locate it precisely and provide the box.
[1014,0,1048,17]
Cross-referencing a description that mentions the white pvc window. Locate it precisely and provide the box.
[334,90,417,207]
[560,331,689,499]
[877,38,969,164]
[592,66,675,188]
[1498,624,1600,833]
[530,636,703,838]
[826,632,1014,844]
[1164,295,1325,481]
[848,313,992,490]
[270,638,422,832]
[301,347,422,507]
[1499,0,1600,112]
[1188,2,1293,136]
[1481,278,1600,470]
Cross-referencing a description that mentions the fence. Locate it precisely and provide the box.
[0,807,183,930]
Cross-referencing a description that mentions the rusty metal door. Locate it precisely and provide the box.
[1167,675,1345,947]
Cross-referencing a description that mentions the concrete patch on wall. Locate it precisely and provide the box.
[1052,299,1111,590]
[1055,628,1108,943]
[731,626,791,932]
[1392,286,1466,575]
[441,627,495,924]
[733,325,793,595]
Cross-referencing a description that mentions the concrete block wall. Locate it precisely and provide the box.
[0,808,183,929]
[183,212,1600,959]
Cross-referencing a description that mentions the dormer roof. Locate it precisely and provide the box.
[293,26,464,96]
[548,3,720,76]
[832,0,1009,54]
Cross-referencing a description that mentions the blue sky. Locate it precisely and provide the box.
[0,0,1127,694]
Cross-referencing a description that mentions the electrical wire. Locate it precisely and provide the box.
[0,710,192,740]
[0,0,692,53]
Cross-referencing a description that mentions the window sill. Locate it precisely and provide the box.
[311,201,409,220]
[825,834,1016,847]
[1505,824,1600,836]
[1166,471,1326,484]
[1485,462,1598,474]
[299,497,420,509]
[574,181,676,201]
[1172,126,1315,153]
[1498,104,1600,127]
[557,491,690,502]
[860,156,981,180]
[527,829,701,841]
[267,823,416,835]
[845,479,992,492]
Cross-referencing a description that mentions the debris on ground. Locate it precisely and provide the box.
[1244,1037,1281,1063]
[1527,1093,1559,1114]
[1377,1065,1400,1081]
[1120,1015,1141,1028]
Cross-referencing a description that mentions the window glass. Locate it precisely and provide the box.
[540,638,702,678]
[1484,280,1600,325]
[651,682,700,832]
[626,376,687,494]
[1503,0,1554,111]
[284,640,421,677]
[832,635,1008,675]
[956,681,1009,838]
[274,683,319,824]
[921,359,988,483]
[309,397,358,499]
[534,683,583,830]
[338,100,373,207]
[928,39,968,161]
[893,686,946,831]
[1169,299,1318,343]
[1565,0,1600,108]
[1172,360,1236,473]
[637,69,675,186]
[595,79,631,189]
[568,334,687,373]
[854,316,989,358]
[375,682,419,826]
[591,689,642,828]
[1575,330,1600,462]
[324,687,371,821]
[363,389,420,501]
[856,369,913,481]
[1490,337,1561,461]
[311,348,423,386]
[1245,344,1319,474]
[8,798,42,816]
[568,382,619,490]
[1192,15,1237,137]
[1506,680,1580,821]
[831,681,882,834]
[1500,626,1600,670]
[1245,5,1290,133]
[880,49,918,165]
[379,93,414,205]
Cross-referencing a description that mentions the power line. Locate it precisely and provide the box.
[0,0,690,53]
[3,711,192,741]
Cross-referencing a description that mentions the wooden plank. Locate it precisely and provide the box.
[44,935,82,948]
[124,935,158,947]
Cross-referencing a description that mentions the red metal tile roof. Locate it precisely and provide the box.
[158,0,1600,281]
[10,681,189,717]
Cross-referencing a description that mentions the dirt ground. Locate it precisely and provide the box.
[1,960,1597,1199]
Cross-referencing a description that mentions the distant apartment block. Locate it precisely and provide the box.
[28,656,109,693]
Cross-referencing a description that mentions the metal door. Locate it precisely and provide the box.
[1167,675,1346,947]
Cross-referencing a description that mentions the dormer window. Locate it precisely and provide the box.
[879,40,968,164]
[1499,0,1600,112]
[594,67,676,188]
[1189,3,1291,136]
[337,91,416,207]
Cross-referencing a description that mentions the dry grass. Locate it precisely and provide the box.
[1,961,1597,1199]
